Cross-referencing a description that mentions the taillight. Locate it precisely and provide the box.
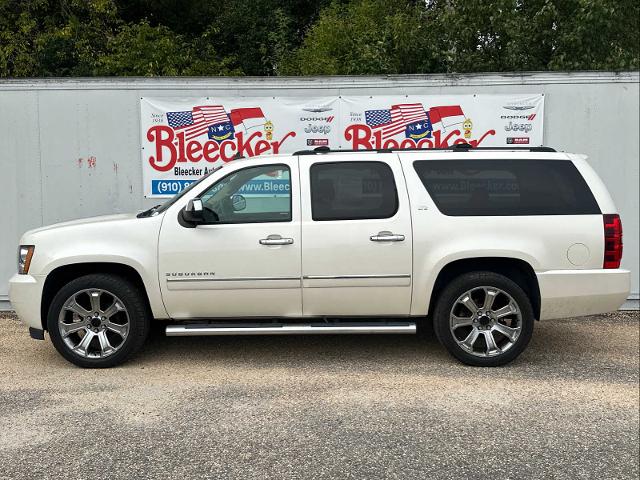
[603,214,623,269]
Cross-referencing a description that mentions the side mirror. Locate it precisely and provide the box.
[231,194,246,212]
[182,198,204,224]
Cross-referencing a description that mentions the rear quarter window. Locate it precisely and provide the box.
[413,159,600,216]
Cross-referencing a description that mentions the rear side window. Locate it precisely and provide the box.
[310,161,398,221]
[413,160,600,216]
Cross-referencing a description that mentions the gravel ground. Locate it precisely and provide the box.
[0,311,638,480]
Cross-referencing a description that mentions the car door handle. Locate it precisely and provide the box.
[259,235,294,246]
[370,231,405,242]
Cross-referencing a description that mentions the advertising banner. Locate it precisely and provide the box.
[141,94,544,197]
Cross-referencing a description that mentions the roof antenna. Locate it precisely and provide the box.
[313,146,330,153]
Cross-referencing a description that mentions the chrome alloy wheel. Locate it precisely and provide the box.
[449,286,522,358]
[58,289,130,358]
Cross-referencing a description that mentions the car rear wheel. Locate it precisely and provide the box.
[433,271,534,367]
[47,274,150,368]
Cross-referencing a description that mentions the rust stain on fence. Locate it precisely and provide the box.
[76,156,97,168]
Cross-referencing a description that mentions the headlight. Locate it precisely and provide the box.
[18,246,35,274]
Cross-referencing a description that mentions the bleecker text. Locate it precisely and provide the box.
[344,124,496,149]
[147,126,296,172]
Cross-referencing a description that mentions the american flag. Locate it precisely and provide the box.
[166,105,229,140]
[365,103,429,139]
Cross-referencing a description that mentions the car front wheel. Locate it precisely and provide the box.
[47,274,150,368]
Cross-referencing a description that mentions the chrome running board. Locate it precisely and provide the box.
[166,321,416,336]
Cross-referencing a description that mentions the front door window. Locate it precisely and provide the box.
[200,164,291,224]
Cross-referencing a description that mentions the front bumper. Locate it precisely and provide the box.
[537,269,631,320]
[8,273,46,330]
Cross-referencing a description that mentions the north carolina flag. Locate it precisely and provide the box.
[229,107,266,131]
[428,105,466,131]
[405,117,433,140]
[208,121,235,143]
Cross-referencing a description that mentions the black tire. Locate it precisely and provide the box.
[47,274,150,368]
[433,271,534,367]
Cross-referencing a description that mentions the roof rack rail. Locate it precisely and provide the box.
[292,144,556,155]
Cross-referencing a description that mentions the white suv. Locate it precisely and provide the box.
[9,146,630,368]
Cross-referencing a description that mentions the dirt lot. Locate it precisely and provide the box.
[0,312,638,480]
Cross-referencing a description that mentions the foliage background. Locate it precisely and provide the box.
[1,0,638,77]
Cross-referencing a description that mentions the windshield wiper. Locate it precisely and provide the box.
[137,204,161,218]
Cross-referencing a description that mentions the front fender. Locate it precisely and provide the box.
[21,214,168,319]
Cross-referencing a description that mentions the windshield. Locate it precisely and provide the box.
[137,165,224,218]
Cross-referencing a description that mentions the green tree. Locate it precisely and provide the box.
[279,0,434,75]
[0,0,240,77]
[113,0,334,75]
[547,0,639,70]
[92,22,239,76]
[0,0,122,76]
[1,0,637,77]
[427,0,639,72]
[284,0,640,75]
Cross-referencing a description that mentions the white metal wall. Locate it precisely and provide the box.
[1,71,638,310]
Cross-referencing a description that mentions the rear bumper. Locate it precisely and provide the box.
[537,269,630,320]
[8,273,45,330]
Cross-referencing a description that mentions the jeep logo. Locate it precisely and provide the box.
[304,123,331,134]
[504,121,533,133]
